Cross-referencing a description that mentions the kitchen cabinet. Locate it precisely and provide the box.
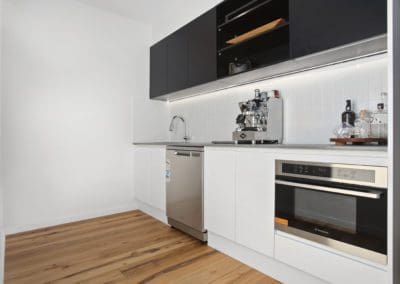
[204,148,276,256]
[149,148,167,211]
[133,147,150,204]
[204,149,236,241]
[275,234,387,284]
[289,0,387,58]
[150,39,167,99]
[236,151,275,257]
[150,0,387,100]
[217,0,290,78]
[133,146,166,212]
[150,8,217,99]
[204,148,390,283]
[187,8,217,88]
[167,27,188,93]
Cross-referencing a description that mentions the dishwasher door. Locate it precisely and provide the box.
[166,147,204,233]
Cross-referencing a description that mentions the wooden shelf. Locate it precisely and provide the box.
[330,138,388,146]
[226,18,286,45]
[218,22,289,54]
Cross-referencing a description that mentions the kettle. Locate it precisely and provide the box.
[229,59,252,75]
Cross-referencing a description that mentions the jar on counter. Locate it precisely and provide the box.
[370,92,388,139]
[354,110,371,138]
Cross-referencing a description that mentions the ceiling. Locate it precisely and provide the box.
[76,0,173,24]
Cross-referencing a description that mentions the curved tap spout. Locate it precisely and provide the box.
[169,115,191,142]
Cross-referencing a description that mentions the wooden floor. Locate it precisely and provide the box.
[5,210,278,284]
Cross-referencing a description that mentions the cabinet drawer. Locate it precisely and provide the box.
[275,234,388,284]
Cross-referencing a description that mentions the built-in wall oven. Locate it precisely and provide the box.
[275,160,388,265]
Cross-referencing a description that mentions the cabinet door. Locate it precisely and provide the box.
[133,148,150,204]
[187,8,217,88]
[204,149,236,241]
[150,39,167,99]
[236,151,275,257]
[275,234,387,284]
[290,0,387,58]
[167,27,188,93]
[149,147,166,211]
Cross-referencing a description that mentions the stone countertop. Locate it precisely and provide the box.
[133,141,213,147]
[132,141,388,152]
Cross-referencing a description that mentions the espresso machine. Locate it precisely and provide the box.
[232,89,283,144]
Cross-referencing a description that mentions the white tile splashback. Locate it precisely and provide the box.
[168,54,388,144]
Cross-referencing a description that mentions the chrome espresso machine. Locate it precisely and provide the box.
[233,89,283,144]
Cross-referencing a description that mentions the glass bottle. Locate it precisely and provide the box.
[342,100,356,127]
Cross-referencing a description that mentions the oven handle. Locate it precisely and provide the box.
[275,180,382,199]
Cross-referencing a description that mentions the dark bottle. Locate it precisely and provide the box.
[342,100,356,126]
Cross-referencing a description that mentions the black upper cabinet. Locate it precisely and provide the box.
[167,27,188,93]
[150,0,387,99]
[187,9,217,88]
[150,38,167,99]
[290,0,387,58]
[150,8,217,98]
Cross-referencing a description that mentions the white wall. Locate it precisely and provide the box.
[131,40,169,142]
[168,55,388,144]
[0,0,4,280]
[151,0,222,44]
[1,0,163,234]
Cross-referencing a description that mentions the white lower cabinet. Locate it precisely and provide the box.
[133,147,151,204]
[133,146,166,212]
[275,234,388,284]
[236,151,275,257]
[204,148,275,257]
[149,147,166,211]
[204,148,389,283]
[204,149,236,241]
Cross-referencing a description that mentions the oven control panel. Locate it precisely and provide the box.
[282,164,331,177]
[278,161,381,185]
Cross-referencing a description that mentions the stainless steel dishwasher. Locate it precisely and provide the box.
[166,146,207,241]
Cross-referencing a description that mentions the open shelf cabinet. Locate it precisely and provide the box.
[217,0,290,78]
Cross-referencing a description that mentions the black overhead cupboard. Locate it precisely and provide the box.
[150,0,387,99]
[289,0,387,58]
[150,9,217,98]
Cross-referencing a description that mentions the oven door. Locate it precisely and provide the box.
[275,179,387,264]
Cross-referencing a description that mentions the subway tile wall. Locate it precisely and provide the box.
[168,54,388,144]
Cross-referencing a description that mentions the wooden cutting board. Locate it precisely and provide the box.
[226,18,286,45]
[330,138,388,146]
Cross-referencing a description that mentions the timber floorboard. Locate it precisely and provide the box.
[5,210,279,284]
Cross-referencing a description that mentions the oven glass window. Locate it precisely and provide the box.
[294,188,357,234]
[275,182,387,255]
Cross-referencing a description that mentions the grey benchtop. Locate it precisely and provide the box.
[132,141,388,153]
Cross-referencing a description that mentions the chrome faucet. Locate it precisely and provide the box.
[169,115,191,142]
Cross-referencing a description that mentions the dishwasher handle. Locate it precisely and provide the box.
[173,151,202,157]
[174,151,190,157]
